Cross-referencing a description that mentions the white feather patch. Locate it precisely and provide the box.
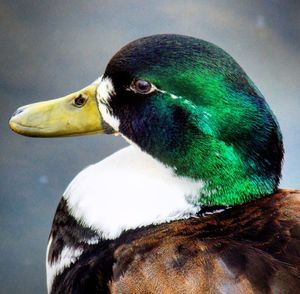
[46,236,83,293]
[64,146,204,240]
[98,102,120,131]
[97,76,115,101]
[96,76,120,131]
[46,235,53,293]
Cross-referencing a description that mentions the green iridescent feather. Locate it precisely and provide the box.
[105,34,284,206]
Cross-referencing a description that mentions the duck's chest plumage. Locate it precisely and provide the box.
[47,146,204,292]
[48,189,300,293]
[62,146,203,239]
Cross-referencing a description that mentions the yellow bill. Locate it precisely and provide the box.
[9,83,113,137]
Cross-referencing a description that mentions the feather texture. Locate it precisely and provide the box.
[49,190,300,293]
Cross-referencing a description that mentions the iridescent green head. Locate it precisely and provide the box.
[102,34,283,206]
[10,34,283,206]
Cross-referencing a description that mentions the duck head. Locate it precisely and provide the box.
[9,34,283,206]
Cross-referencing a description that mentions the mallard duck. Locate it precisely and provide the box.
[9,34,300,293]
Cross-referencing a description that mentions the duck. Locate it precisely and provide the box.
[9,34,300,294]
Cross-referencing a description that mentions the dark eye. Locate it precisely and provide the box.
[74,95,87,107]
[131,80,154,94]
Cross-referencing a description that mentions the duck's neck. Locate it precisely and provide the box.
[63,146,204,239]
[171,137,279,206]
[145,128,282,206]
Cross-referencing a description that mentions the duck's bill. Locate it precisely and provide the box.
[9,83,114,137]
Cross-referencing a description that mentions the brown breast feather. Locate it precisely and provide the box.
[109,189,300,294]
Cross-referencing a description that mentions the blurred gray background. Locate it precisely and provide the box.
[1,0,299,293]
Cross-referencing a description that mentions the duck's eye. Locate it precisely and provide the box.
[73,95,87,107]
[131,80,154,94]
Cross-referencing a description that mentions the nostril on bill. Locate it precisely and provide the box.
[12,107,25,117]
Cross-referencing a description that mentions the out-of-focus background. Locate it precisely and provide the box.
[1,0,299,293]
